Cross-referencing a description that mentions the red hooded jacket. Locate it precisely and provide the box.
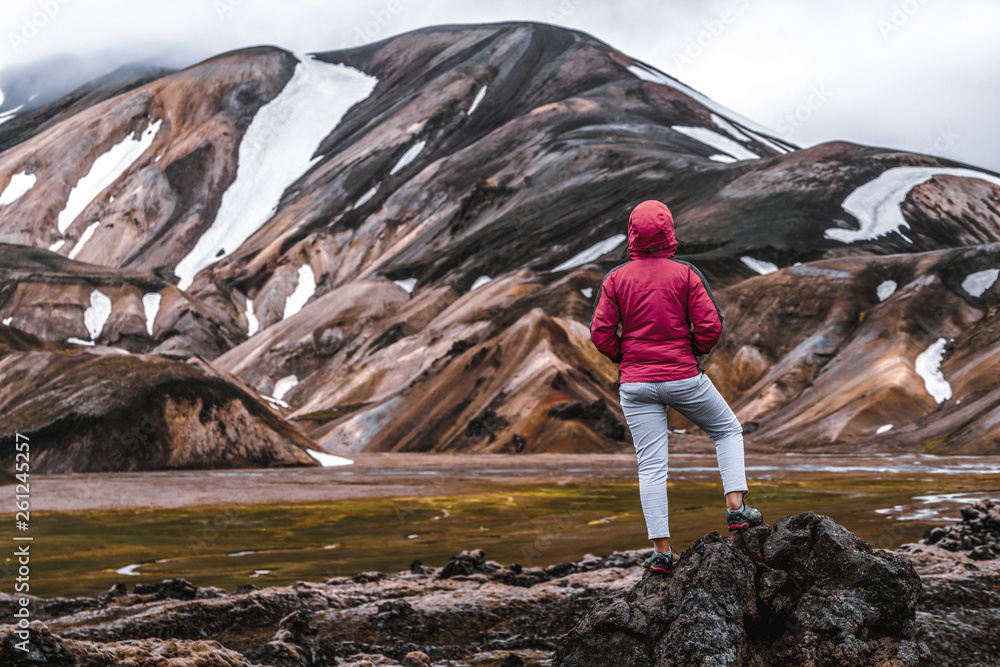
[589,200,723,383]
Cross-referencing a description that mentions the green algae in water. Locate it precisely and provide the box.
[22,477,999,598]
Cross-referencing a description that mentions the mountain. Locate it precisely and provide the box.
[1,21,998,472]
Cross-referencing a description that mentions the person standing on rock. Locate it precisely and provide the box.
[589,199,763,575]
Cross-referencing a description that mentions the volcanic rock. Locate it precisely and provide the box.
[553,512,925,666]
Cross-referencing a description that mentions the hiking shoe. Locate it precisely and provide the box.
[727,497,763,532]
[642,551,674,575]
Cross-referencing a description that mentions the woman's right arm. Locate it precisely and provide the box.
[590,274,623,363]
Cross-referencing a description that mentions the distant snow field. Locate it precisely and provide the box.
[827,167,1000,244]
[741,257,778,275]
[246,298,259,336]
[876,424,894,435]
[2,317,12,326]
[142,293,161,336]
[915,338,953,404]
[84,289,112,340]
[273,374,299,401]
[581,287,593,299]
[470,275,491,290]
[174,55,378,290]
[58,120,161,234]
[709,154,737,164]
[306,448,354,467]
[48,239,65,252]
[354,186,377,209]
[68,221,100,260]
[283,264,316,319]
[389,140,426,175]
[394,277,417,294]
[961,268,999,297]
[877,280,897,302]
[0,172,37,205]
[467,85,487,115]
[672,126,759,161]
[553,234,627,272]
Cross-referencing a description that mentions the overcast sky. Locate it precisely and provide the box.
[2,0,999,171]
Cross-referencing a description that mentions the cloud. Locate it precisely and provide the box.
[0,0,998,170]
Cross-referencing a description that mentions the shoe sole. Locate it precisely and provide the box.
[728,522,750,531]
[649,565,672,574]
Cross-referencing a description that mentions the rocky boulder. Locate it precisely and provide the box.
[919,499,1000,559]
[554,512,925,666]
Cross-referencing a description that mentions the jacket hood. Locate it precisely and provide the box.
[627,200,676,257]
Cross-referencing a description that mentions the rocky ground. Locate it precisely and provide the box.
[2,504,999,666]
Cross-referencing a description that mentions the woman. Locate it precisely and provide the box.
[589,200,762,575]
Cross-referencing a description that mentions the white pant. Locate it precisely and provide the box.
[619,372,747,539]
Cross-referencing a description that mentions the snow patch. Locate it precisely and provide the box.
[272,374,299,401]
[174,56,377,289]
[353,186,377,209]
[467,85,487,115]
[246,298,259,336]
[68,221,99,260]
[48,239,65,253]
[741,257,778,275]
[394,278,417,294]
[84,289,112,340]
[261,394,290,409]
[470,275,491,290]
[709,154,737,163]
[116,563,143,576]
[58,120,160,234]
[142,293,161,336]
[711,113,752,142]
[827,167,1000,244]
[0,104,24,126]
[306,448,354,467]
[672,126,759,161]
[915,338,952,404]
[962,268,999,297]
[389,140,426,175]
[67,337,95,346]
[876,424,894,435]
[249,570,270,578]
[553,234,627,272]
[0,172,37,205]
[283,264,316,319]
[627,63,783,139]
[581,287,593,299]
[2,317,11,326]
[877,280,897,302]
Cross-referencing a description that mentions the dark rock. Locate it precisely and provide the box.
[132,577,198,600]
[244,609,325,667]
[969,545,997,561]
[409,559,426,574]
[498,653,526,667]
[923,526,947,544]
[439,549,488,578]
[235,582,259,595]
[553,512,925,666]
